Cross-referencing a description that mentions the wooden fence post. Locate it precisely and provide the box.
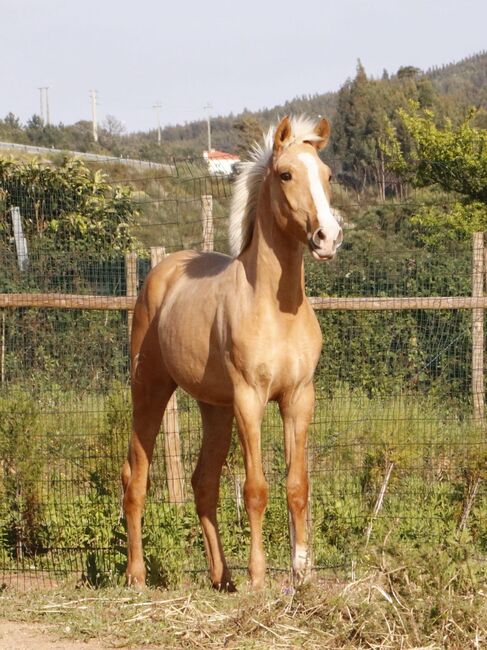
[125,251,138,345]
[201,194,213,252]
[472,232,484,424]
[306,444,314,576]
[150,245,166,268]
[1,310,5,385]
[11,207,29,271]
[150,246,186,504]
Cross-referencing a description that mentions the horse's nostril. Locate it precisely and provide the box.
[316,229,326,241]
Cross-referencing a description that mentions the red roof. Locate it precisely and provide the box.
[205,150,240,160]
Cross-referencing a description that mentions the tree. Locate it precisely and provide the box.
[103,115,126,137]
[4,113,21,129]
[233,115,263,158]
[0,113,27,145]
[384,103,487,241]
[397,66,421,80]
[332,62,373,188]
[332,62,405,197]
[26,114,43,131]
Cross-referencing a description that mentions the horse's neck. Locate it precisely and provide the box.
[241,192,306,314]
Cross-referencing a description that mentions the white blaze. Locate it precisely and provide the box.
[298,152,341,241]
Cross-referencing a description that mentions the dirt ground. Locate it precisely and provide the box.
[0,621,111,650]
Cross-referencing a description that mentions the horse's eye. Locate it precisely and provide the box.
[280,171,292,182]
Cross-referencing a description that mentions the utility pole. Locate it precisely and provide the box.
[204,102,212,153]
[90,90,98,143]
[153,102,162,145]
[38,87,50,125]
[38,87,45,124]
[44,87,50,125]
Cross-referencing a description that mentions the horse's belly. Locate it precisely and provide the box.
[169,354,234,406]
[158,305,234,407]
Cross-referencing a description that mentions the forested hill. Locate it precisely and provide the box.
[0,51,486,165]
[426,51,487,105]
[150,50,487,158]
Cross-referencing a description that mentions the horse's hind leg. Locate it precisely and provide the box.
[192,402,235,592]
[122,347,176,587]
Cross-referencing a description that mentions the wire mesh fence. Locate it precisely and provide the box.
[0,155,486,588]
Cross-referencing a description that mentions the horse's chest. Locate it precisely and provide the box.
[234,318,322,394]
[274,341,319,389]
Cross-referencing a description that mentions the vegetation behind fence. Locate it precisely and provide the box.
[0,154,486,588]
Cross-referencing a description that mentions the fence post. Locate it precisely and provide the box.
[10,207,29,271]
[150,246,186,504]
[472,232,484,424]
[306,445,314,577]
[150,246,166,268]
[125,251,138,345]
[1,310,5,385]
[201,194,214,252]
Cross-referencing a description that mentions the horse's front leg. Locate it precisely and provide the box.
[279,382,315,586]
[233,386,268,590]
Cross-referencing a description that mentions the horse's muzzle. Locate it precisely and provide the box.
[308,227,343,261]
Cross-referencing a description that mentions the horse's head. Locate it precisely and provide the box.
[270,116,342,261]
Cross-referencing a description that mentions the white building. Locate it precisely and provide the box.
[203,150,240,177]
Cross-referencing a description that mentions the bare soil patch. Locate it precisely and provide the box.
[0,620,113,650]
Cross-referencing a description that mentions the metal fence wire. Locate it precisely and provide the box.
[0,156,486,588]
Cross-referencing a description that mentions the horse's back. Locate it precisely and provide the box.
[139,250,230,318]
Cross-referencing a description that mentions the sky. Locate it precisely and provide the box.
[2,0,486,133]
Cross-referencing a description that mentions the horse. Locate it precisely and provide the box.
[121,115,343,591]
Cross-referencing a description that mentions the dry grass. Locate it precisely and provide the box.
[1,544,486,649]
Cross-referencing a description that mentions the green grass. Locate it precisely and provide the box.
[1,383,486,589]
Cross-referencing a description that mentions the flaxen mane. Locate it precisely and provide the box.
[228,115,323,257]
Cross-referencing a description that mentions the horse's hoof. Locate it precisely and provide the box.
[250,576,266,591]
[212,579,237,593]
[125,573,147,590]
[293,568,312,589]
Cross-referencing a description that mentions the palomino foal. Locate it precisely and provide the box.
[121,116,342,590]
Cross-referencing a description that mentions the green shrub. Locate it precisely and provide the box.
[0,390,46,558]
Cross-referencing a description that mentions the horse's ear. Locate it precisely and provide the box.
[308,117,330,150]
[273,116,293,154]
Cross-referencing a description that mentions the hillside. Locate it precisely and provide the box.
[0,51,486,166]
[130,50,487,159]
[426,50,487,106]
